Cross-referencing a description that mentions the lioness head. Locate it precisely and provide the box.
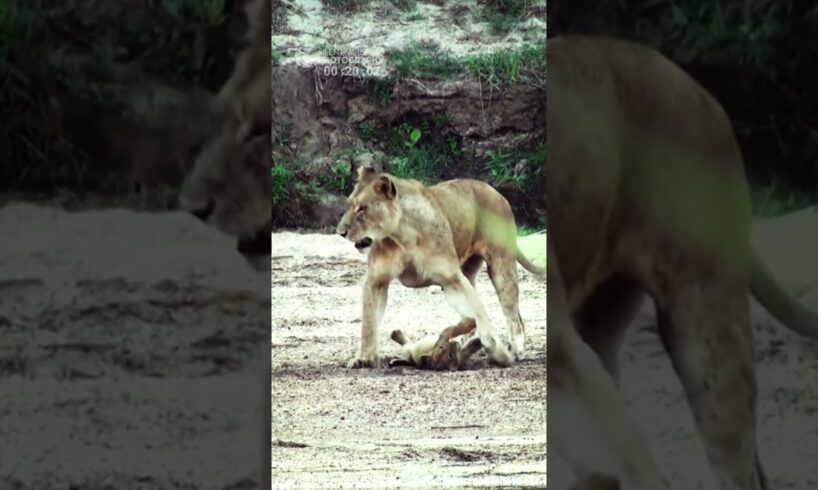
[336,166,402,252]
[179,100,271,269]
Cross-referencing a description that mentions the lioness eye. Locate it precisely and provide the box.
[357,205,367,214]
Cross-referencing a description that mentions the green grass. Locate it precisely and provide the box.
[0,1,45,104]
[272,42,281,66]
[390,0,417,11]
[275,120,292,147]
[321,0,370,12]
[384,43,545,87]
[384,44,462,80]
[319,148,359,196]
[364,76,396,107]
[361,118,463,184]
[484,142,544,190]
[465,44,546,86]
[271,164,294,205]
[477,0,536,36]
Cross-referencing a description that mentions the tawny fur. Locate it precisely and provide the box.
[214,0,271,131]
[336,166,543,369]
[389,318,482,370]
[548,35,818,489]
[179,0,272,259]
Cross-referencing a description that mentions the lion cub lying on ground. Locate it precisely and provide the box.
[389,318,483,370]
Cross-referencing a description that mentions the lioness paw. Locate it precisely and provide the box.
[486,342,514,367]
[346,357,380,369]
[510,337,526,362]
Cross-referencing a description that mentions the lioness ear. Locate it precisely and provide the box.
[374,175,396,200]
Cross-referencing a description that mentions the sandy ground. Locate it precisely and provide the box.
[0,203,269,489]
[3,202,818,489]
[271,231,547,489]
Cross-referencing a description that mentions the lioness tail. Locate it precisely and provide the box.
[750,250,818,338]
[516,247,546,276]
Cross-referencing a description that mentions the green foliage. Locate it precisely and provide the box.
[486,149,525,186]
[390,0,417,12]
[271,164,294,205]
[330,160,353,195]
[385,125,436,182]
[407,128,422,147]
[275,120,293,147]
[518,226,545,237]
[147,0,226,83]
[321,0,370,12]
[384,43,546,86]
[485,143,544,194]
[360,121,376,139]
[465,43,546,86]
[320,149,358,196]
[0,2,46,103]
[361,118,461,183]
[385,44,462,80]
[752,183,817,218]
[477,0,535,35]
[0,2,21,103]
[571,1,816,79]
[405,8,424,21]
[272,42,281,66]
[666,0,780,68]
[365,77,396,107]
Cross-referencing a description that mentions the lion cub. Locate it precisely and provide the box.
[389,318,483,370]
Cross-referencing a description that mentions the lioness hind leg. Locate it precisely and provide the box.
[486,256,526,361]
[454,256,484,347]
[441,272,513,367]
[657,283,767,490]
[574,276,644,385]
[548,242,666,489]
[461,255,484,287]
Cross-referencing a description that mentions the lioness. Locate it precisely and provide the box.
[214,0,271,130]
[548,35,818,489]
[179,0,272,270]
[389,318,483,370]
[336,166,544,368]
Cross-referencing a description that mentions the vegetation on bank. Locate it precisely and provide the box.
[0,0,238,195]
[384,42,545,87]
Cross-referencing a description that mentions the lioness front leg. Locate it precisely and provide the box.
[441,272,513,367]
[348,275,389,368]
